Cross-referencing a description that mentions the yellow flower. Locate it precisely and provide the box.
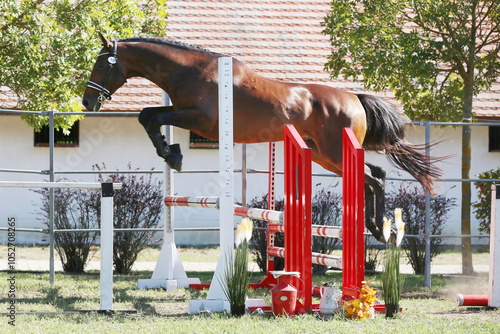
[359,283,376,304]
[352,299,360,309]
[360,292,376,304]
[344,281,378,320]
[343,300,355,318]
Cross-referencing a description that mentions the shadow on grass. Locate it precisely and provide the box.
[2,267,475,318]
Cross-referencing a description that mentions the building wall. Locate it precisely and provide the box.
[1,115,498,246]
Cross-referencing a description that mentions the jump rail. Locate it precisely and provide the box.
[0,181,122,189]
[164,196,343,237]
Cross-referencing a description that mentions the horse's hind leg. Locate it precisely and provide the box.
[365,163,386,243]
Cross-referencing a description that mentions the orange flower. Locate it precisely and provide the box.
[343,300,355,318]
[359,284,376,304]
[343,281,378,320]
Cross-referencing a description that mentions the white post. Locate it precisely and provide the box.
[163,93,175,283]
[100,183,114,311]
[188,57,234,314]
[489,184,500,307]
[0,181,120,311]
[137,92,201,290]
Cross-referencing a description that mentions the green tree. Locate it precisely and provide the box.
[0,0,168,131]
[322,0,500,275]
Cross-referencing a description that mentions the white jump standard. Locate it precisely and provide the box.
[0,181,121,311]
[136,94,202,291]
[186,57,235,314]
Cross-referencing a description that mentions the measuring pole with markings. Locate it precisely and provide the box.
[188,57,235,313]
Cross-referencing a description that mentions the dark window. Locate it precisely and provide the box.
[34,121,79,147]
[189,131,218,149]
[489,126,500,152]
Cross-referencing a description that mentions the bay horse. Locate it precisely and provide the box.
[82,33,442,242]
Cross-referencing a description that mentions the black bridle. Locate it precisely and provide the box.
[86,40,127,103]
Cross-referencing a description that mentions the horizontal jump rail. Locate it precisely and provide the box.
[268,223,342,239]
[268,246,342,269]
[164,196,218,208]
[0,181,122,189]
[233,206,283,224]
[164,196,283,224]
[164,197,341,236]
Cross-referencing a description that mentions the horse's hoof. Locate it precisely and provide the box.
[169,143,181,155]
[165,152,183,172]
[153,134,170,158]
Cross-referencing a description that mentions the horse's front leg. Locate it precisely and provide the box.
[138,106,189,172]
[139,106,174,154]
[364,163,387,243]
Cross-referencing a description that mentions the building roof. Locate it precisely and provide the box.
[2,0,499,120]
[103,0,367,112]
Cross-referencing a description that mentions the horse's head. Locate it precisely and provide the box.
[82,32,127,112]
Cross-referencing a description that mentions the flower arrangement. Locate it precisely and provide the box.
[381,208,405,317]
[220,218,253,316]
[343,281,378,320]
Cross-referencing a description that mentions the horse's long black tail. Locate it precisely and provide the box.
[357,94,443,195]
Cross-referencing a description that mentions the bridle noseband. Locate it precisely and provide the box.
[86,40,127,104]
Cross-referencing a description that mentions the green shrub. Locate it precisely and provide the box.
[37,163,163,274]
[248,195,285,273]
[472,167,500,235]
[311,189,342,274]
[36,184,97,273]
[248,188,342,274]
[90,163,163,274]
[385,182,457,275]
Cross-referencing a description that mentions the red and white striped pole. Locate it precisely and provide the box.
[164,196,218,209]
[457,184,500,308]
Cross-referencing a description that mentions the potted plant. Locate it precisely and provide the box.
[381,209,405,317]
[221,218,253,316]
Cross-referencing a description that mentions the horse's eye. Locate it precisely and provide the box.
[97,62,106,70]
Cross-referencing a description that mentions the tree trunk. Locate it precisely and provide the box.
[461,121,474,275]
[461,12,478,275]
[461,74,474,275]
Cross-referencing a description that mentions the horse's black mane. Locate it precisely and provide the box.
[119,37,222,56]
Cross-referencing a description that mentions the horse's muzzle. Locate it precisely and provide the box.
[82,96,102,112]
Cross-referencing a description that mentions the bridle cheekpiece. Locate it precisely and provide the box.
[86,40,126,104]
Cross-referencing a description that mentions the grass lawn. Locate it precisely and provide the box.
[0,244,222,263]
[0,246,499,333]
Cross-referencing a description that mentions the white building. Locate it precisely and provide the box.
[1,0,499,245]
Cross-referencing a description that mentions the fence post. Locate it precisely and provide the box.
[100,182,114,311]
[49,111,55,285]
[490,185,500,307]
[424,121,432,288]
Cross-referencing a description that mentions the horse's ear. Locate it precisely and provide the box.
[98,31,113,49]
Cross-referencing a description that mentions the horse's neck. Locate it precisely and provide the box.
[121,42,210,93]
